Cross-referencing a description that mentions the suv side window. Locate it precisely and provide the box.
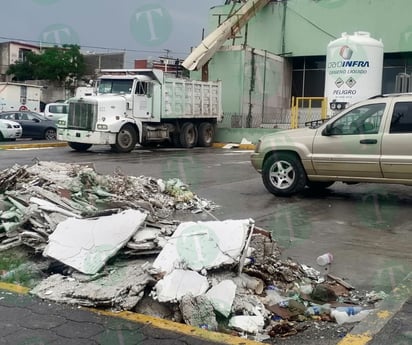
[390,102,412,133]
[329,103,385,135]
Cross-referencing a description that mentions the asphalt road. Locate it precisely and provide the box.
[0,143,411,344]
[0,144,411,295]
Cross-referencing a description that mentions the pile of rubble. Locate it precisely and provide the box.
[0,161,386,341]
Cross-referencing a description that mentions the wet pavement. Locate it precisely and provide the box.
[367,298,412,345]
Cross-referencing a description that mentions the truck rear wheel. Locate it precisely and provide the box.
[68,142,92,152]
[197,122,214,147]
[179,122,197,148]
[262,152,307,196]
[110,124,137,153]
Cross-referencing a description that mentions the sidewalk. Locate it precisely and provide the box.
[0,282,260,345]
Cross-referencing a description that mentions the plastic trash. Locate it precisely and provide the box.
[305,303,331,316]
[331,309,372,325]
[263,285,289,306]
[299,284,313,294]
[316,253,333,266]
[336,306,362,315]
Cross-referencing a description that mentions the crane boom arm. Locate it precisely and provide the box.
[182,0,271,71]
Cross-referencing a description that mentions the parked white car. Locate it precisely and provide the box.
[0,119,22,141]
[43,103,68,122]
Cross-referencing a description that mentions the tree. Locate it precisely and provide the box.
[6,51,39,81]
[7,44,86,85]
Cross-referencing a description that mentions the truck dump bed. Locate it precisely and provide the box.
[162,78,222,120]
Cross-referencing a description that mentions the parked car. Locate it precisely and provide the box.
[0,119,22,141]
[251,93,412,196]
[43,103,68,122]
[0,111,57,140]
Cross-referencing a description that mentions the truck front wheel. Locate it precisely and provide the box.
[197,122,214,147]
[68,142,92,152]
[262,152,307,197]
[179,122,198,148]
[111,124,137,153]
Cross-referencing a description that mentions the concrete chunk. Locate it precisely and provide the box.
[153,269,209,303]
[43,209,147,274]
[153,219,251,274]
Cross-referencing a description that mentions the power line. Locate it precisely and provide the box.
[287,7,337,39]
[0,35,190,57]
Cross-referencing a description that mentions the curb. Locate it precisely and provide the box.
[0,281,262,345]
[0,142,255,151]
[337,272,412,345]
[0,141,67,150]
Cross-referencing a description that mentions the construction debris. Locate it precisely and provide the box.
[30,260,154,310]
[205,280,237,317]
[0,161,384,342]
[0,161,216,252]
[43,209,147,274]
[180,294,218,331]
[152,269,209,303]
[152,219,252,274]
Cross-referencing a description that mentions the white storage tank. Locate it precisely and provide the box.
[324,31,384,113]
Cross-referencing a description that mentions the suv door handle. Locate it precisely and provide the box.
[360,139,377,144]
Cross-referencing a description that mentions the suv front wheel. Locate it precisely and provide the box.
[262,152,307,196]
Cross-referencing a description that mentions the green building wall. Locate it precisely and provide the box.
[192,0,412,135]
[209,0,412,56]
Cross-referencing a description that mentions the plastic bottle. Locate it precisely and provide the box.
[335,306,362,315]
[332,309,371,325]
[305,303,331,316]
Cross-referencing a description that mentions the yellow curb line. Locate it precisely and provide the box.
[0,142,67,150]
[0,282,262,345]
[94,309,262,345]
[0,282,30,294]
[336,334,373,345]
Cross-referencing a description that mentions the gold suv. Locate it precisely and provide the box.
[251,94,412,196]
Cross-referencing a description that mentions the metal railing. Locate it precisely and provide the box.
[290,96,328,129]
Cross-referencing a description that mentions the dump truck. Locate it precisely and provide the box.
[57,69,222,152]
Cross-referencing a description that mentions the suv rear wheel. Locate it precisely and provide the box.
[262,152,307,196]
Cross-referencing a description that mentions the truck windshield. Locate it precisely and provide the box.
[98,79,133,94]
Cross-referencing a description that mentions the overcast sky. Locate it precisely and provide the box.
[1,0,223,66]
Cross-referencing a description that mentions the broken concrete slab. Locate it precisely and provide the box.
[205,280,236,318]
[152,269,209,303]
[43,209,147,274]
[152,219,252,274]
[228,315,265,334]
[180,294,218,331]
[30,260,153,310]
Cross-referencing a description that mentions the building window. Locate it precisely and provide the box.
[291,56,326,99]
[18,48,32,62]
